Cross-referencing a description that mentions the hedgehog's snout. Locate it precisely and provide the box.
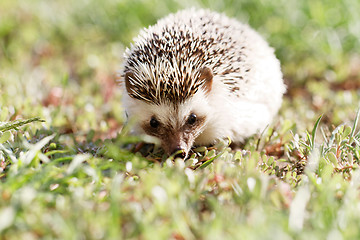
[163,132,193,159]
[167,139,190,159]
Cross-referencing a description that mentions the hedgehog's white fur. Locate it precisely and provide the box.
[120,9,286,156]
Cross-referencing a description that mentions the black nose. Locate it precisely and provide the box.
[173,147,186,159]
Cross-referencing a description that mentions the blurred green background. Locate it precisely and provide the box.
[2,0,359,89]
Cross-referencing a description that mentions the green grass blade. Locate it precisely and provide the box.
[350,108,360,142]
[306,131,312,149]
[199,148,227,169]
[311,115,323,149]
[199,138,231,169]
[0,117,45,132]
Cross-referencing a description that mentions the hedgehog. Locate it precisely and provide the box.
[120,9,286,158]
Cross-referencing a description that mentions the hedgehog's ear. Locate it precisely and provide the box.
[198,67,213,94]
[124,71,136,95]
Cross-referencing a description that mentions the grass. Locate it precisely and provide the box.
[1,0,360,239]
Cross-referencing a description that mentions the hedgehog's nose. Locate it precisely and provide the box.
[173,147,186,159]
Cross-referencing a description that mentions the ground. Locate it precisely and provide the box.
[0,0,360,239]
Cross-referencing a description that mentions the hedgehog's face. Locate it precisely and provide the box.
[122,67,214,158]
[145,98,211,157]
[125,91,212,158]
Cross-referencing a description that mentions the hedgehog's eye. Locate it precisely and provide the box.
[187,113,197,125]
[150,117,159,128]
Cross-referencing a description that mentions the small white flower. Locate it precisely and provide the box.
[247,177,256,192]
[152,186,167,203]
